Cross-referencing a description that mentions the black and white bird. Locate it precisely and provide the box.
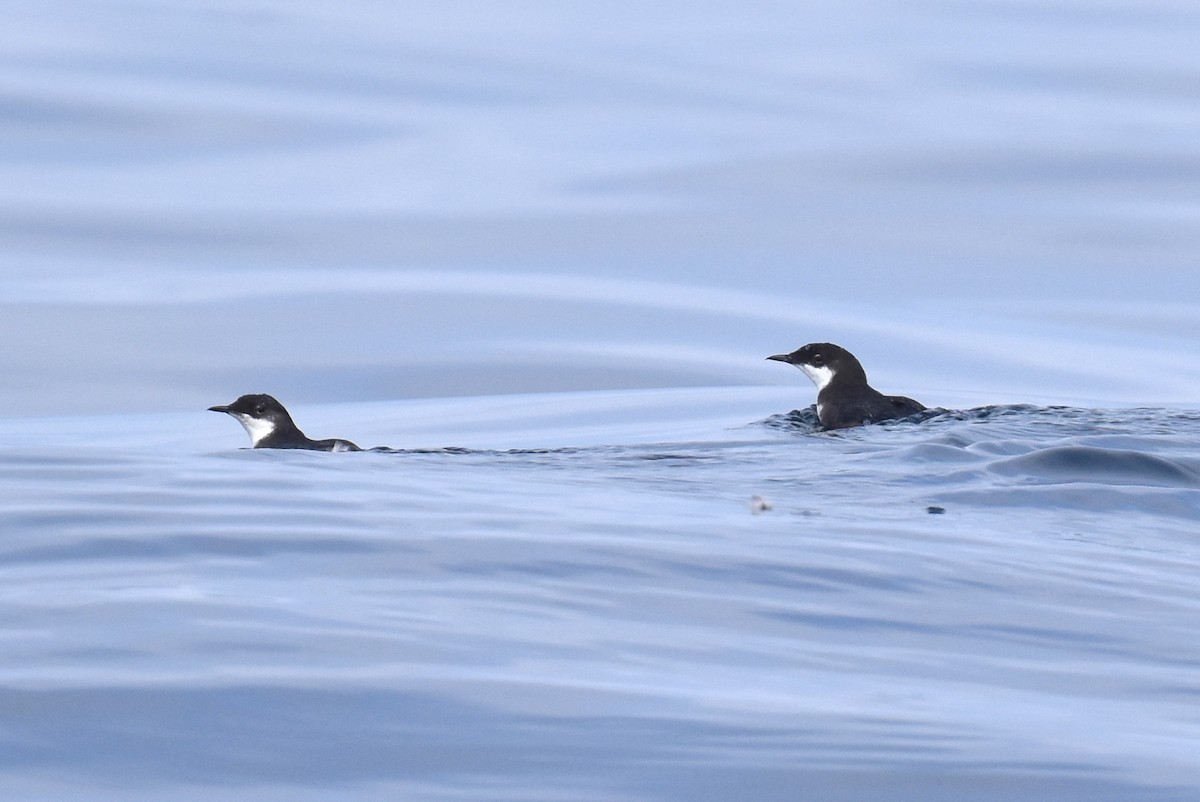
[767,342,925,430]
[208,394,361,451]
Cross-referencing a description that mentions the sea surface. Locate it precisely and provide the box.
[2,1,1200,800]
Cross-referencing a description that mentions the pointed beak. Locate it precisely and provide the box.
[766,353,793,364]
[208,405,231,413]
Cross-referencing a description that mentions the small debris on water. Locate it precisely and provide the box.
[926,505,946,515]
[750,495,773,514]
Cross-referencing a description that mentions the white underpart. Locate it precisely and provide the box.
[231,412,276,446]
[797,363,834,391]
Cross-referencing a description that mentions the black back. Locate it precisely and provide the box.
[767,342,925,430]
[209,394,361,451]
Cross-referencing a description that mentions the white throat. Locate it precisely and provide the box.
[798,364,834,391]
[232,413,276,446]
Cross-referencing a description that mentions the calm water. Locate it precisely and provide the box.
[2,397,1200,800]
[3,0,1200,799]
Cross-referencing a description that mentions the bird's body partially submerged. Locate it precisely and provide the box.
[208,394,361,451]
[767,342,925,430]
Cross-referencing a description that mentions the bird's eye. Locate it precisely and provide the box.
[811,354,825,366]
[255,405,266,415]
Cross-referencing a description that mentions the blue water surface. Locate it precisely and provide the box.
[2,0,1200,799]
[2,396,1200,801]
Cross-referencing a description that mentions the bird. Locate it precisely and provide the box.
[767,342,925,430]
[208,394,361,451]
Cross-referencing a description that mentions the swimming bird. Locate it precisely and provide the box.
[208,394,361,451]
[767,342,925,430]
